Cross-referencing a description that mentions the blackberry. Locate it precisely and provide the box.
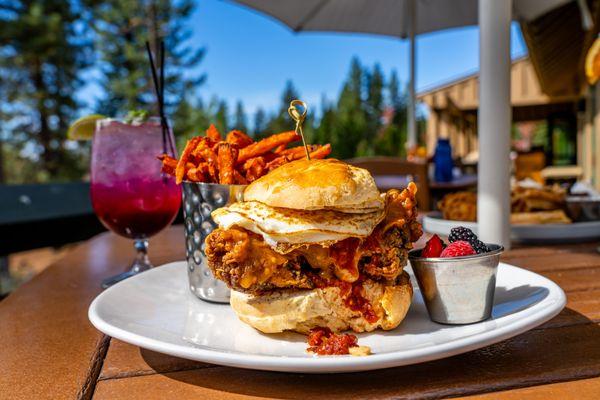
[449,226,488,254]
[469,240,489,254]
[448,227,477,243]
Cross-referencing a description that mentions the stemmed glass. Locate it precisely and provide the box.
[90,117,181,288]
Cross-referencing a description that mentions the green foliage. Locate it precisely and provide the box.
[213,100,229,134]
[84,0,205,118]
[234,101,248,133]
[263,80,300,138]
[0,0,92,182]
[172,95,211,150]
[332,57,368,159]
[0,0,419,184]
[253,107,267,137]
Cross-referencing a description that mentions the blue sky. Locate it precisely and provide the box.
[191,0,527,116]
[81,0,528,118]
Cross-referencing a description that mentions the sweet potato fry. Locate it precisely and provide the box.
[158,154,178,176]
[237,131,300,163]
[217,142,236,184]
[206,124,222,141]
[191,137,216,158]
[242,156,266,182]
[176,137,201,184]
[273,144,287,153]
[233,169,248,185]
[226,130,254,149]
[186,167,203,182]
[309,143,332,159]
[265,155,290,172]
[265,144,332,171]
[196,162,210,176]
[262,152,279,163]
[192,138,219,181]
[277,145,319,160]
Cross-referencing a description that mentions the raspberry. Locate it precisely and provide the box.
[422,234,444,258]
[449,227,488,254]
[440,241,476,258]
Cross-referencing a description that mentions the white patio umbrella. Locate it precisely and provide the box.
[232,0,569,149]
[230,0,572,247]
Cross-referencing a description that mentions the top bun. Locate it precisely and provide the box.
[243,159,383,211]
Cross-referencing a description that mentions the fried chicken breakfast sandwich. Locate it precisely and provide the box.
[205,158,422,334]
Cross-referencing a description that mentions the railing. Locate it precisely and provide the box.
[0,183,105,256]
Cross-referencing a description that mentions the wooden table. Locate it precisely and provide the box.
[429,174,478,209]
[429,174,478,191]
[1,226,600,399]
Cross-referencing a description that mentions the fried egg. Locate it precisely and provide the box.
[212,201,385,245]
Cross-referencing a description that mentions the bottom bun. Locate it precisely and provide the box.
[230,272,412,334]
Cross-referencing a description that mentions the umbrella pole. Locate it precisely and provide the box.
[477,0,512,249]
[407,0,417,150]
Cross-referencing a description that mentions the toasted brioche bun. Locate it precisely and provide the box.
[230,272,412,334]
[243,159,383,212]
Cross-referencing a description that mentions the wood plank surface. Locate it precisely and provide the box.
[462,376,600,399]
[0,227,184,400]
[94,324,600,400]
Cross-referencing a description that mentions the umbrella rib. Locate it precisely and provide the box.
[294,0,331,31]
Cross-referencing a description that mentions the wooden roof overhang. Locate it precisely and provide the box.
[520,0,600,98]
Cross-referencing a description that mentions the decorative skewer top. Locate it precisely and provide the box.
[288,100,310,160]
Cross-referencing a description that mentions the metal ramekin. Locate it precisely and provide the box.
[182,182,246,303]
[409,244,504,324]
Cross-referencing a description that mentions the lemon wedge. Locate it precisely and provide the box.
[585,37,600,85]
[67,114,106,140]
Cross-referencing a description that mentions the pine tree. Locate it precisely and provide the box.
[375,69,408,157]
[366,63,385,133]
[214,100,229,134]
[332,57,368,159]
[172,95,211,149]
[253,107,267,137]
[313,95,335,146]
[265,80,300,138]
[85,0,205,117]
[233,100,248,133]
[0,0,91,181]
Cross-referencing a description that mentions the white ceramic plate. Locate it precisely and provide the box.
[89,261,565,373]
[423,212,600,243]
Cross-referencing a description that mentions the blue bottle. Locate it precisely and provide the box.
[434,138,453,182]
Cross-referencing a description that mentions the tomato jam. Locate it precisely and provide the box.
[307,327,358,355]
[330,238,361,279]
[344,281,378,323]
[308,271,379,324]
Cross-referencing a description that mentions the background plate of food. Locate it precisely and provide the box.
[427,184,600,243]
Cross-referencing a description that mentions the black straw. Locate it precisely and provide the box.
[145,40,175,157]
[159,41,175,155]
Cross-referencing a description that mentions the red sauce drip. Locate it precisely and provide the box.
[307,273,378,324]
[330,238,361,277]
[361,226,383,253]
[344,282,379,324]
[307,327,358,355]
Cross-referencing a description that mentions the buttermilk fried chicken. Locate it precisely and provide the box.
[204,184,422,295]
[204,228,314,293]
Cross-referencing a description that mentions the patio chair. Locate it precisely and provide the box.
[346,156,431,211]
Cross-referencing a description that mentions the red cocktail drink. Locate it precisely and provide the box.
[91,178,180,239]
[91,118,181,287]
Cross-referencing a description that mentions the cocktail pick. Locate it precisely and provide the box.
[288,100,310,160]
